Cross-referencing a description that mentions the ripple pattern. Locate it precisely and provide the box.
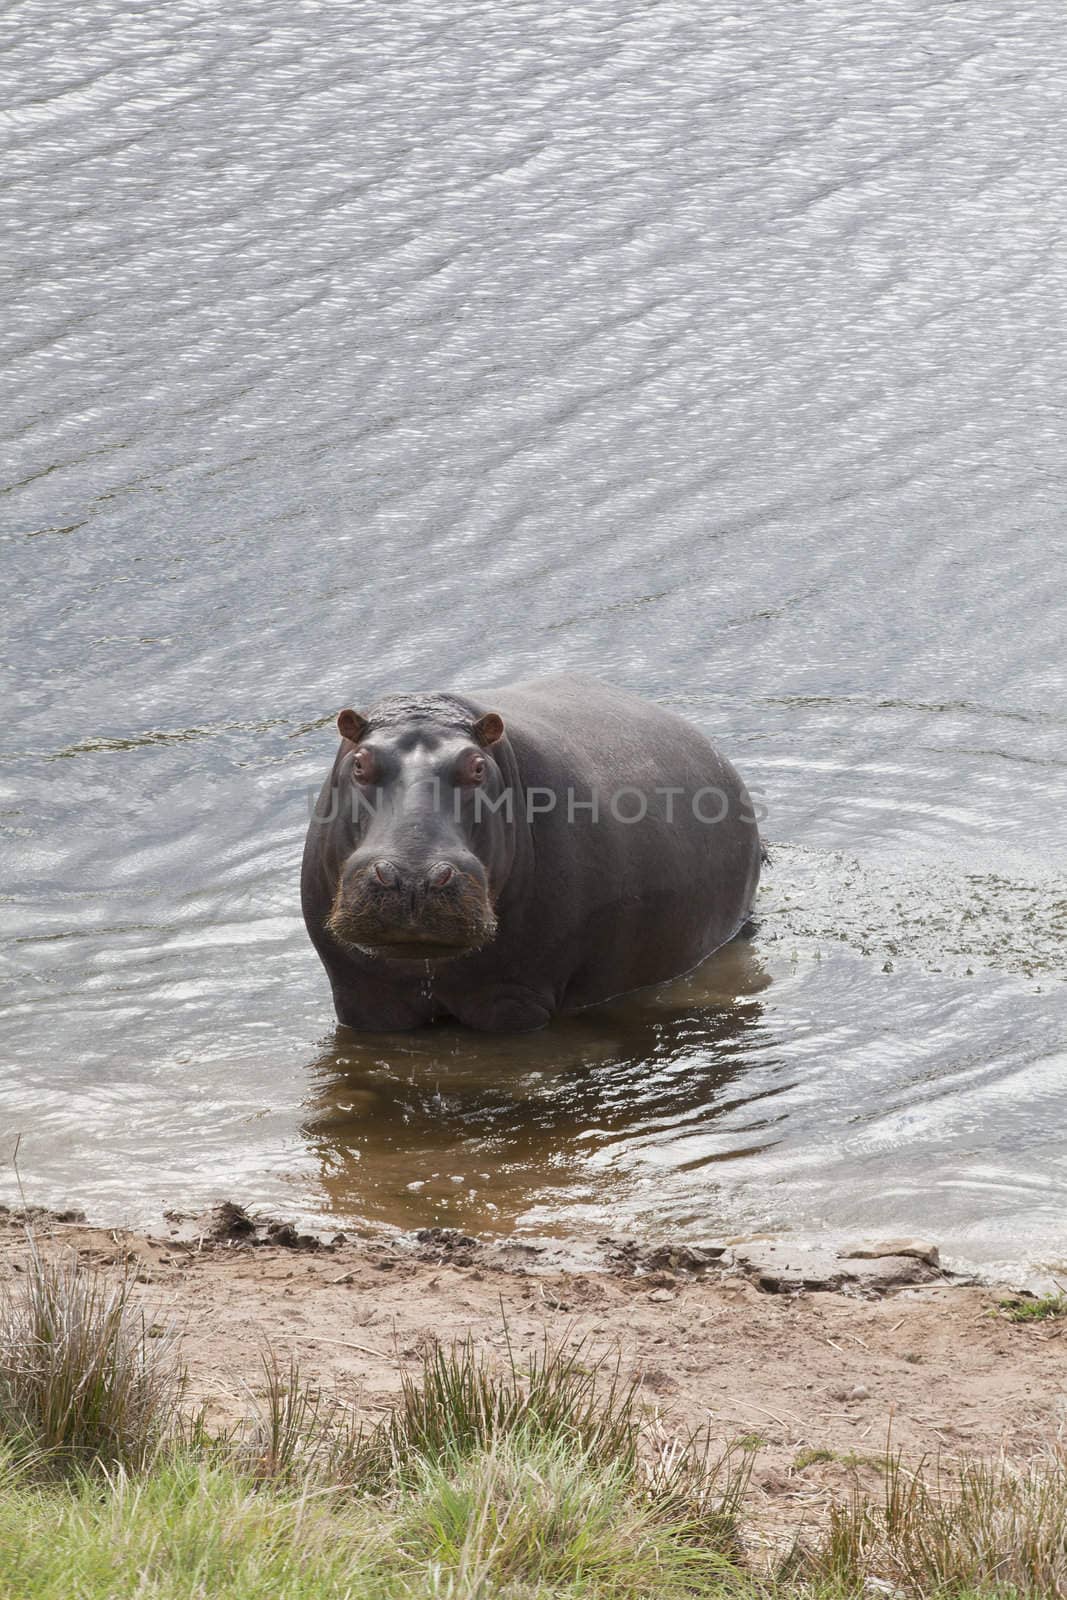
[2,0,1066,1264]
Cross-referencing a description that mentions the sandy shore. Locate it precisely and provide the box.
[2,1205,1063,1553]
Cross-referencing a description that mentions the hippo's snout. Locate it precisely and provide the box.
[327,848,498,961]
[371,858,456,893]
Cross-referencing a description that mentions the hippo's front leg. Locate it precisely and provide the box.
[444,981,555,1033]
[329,971,441,1032]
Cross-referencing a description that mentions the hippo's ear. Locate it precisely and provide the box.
[336,708,368,744]
[472,711,505,748]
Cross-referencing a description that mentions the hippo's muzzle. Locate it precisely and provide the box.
[326,849,498,961]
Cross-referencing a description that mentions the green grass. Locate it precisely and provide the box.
[997,1292,1067,1323]
[791,1447,887,1475]
[792,1447,838,1471]
[0,1441,753,1600]
[7,1438,1067,1598]
[3,1244,1067,1597]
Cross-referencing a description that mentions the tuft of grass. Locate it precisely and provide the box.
[355,1331,643,1490]
[793,1447,837,1471]
[0,1242,182,1473]
[997,1292,1067,1323]
[805,1447,1067,1597]
[248,1329,756,1550]
[352,1329,755,1547]
[392,1435,750,1598]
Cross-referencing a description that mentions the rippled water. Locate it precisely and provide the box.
[2,0,1066,1268]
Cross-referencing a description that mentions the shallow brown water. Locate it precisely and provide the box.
[2,0,1066,1269]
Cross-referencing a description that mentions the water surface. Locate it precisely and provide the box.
[2,0,1066,1269]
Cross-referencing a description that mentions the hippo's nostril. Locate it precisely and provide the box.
[428,862,454,889]
[373,860,399,888]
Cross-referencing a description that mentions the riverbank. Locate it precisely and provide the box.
[2,1203,1064,1565]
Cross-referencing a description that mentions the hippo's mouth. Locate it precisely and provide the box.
[353,935,487,962]
[326,879,498,963]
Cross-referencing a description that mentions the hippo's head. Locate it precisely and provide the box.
[324,694,512,962]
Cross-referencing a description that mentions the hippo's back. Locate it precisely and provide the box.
[472,674,761,1008]
[485,674,716,791]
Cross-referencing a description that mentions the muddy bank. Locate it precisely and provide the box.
[149,1200,959,1293]
[2,1204,1064,1554]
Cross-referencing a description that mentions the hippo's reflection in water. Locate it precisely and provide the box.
[300,940,787,1233]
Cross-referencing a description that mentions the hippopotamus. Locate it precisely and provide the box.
[301,674,762,1032]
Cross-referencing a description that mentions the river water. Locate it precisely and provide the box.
[3,0,1066,1270]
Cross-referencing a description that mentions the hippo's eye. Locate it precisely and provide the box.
[457,752,487,786]
[351,750,375,783]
